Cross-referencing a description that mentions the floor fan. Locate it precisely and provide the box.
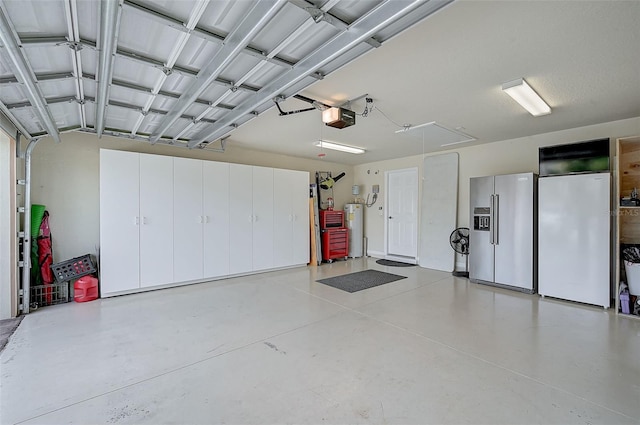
[449,227,469,278]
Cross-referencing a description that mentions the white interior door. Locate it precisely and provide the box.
[252,166,274,271]
[387,168,419,259]
[203,161,230,278]
[229,164,253,274]
[99,149,140,294]
[139,153,174,287]
[173,157,203,282]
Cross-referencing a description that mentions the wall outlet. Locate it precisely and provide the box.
[372,184,379,194]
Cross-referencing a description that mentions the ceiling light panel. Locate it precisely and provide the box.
[502,78,551,116]
[314,140,365,154]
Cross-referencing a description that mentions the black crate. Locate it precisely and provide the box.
[51,254,96,283]
[30,282,69,307]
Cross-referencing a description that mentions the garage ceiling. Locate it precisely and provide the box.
[1,1,639,166]
[0,0,452,150]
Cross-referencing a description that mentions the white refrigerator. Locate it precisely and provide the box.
[538,173,611,307]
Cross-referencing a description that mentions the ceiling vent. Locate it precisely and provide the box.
[396,122,476,147]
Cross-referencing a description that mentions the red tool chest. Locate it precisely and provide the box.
[321,228,349,262]
[319,210,348,262]
[320,210,344,228]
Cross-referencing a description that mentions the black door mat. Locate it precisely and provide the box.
[376,259,416,267]
[317,270,407,293]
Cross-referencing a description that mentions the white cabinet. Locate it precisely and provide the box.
[100,150,310,296]
[139,154,174,287]
[100,150,140,293]
[273,169,310,267]
[173,157,203,283]
[229,164,253,274]
[252,166,274,271]
[203,161,229,278]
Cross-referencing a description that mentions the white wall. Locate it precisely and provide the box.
[355,117,640,258]
[30,132,354,263]
[0,131,17,319]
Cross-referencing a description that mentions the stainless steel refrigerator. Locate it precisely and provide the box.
[469,172,537,293]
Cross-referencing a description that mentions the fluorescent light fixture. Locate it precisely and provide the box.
[502,78,551,117]
[315,140,365,154]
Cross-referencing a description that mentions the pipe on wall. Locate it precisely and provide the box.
[21,138,40,314]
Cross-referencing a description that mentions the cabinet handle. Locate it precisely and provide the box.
[135,217,140,225]
[248,215,253,222]
[205,215,210,223]
[198,216,203,224]
[142,217,148,225]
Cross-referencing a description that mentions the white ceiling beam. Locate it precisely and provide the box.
[95,0,123,138]
[149,0,287,143]
[189,0,448,148]
[0,1,61,143]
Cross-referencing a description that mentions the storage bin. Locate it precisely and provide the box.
[620,290,631,314]
[74,276,99,303]
[623,261,640,295]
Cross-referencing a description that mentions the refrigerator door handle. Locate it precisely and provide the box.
[494,194,499,245]
[489,194,495,245]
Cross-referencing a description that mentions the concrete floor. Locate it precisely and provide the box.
[1,258,639,424]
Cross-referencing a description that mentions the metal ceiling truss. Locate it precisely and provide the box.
[0,0,452,148]
[63,0,86,128]
[123,0,296,70]
[95,0,124,137]
[0,0,61,143]
[149,0,288,142]
[188,0,442,147]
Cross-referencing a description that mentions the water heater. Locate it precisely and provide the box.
[344,203,364,257]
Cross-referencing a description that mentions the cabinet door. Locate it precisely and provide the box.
[173,157,203,282]
[494,173,534,290]
[273,169,293,268]
[291,171,310,265]
[100,150,140,294]
[203,161,230,278]
[139,154,174,287]
[229,164,253,274]
[252,166,274,271]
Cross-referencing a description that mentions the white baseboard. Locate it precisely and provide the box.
[367,250,386,259]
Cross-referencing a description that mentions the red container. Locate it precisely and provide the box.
[74,276,99,303]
